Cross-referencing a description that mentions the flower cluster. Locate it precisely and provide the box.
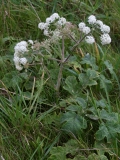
[13,13,112,71]
[78,15,111,45]
[38,13,67,37]
[37,13,74,50]
[13,40,33,71]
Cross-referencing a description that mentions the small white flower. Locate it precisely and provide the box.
[95,20,103,27]
[13,56,20,65]
[100,24,110,33]
[28,40,33,45]
[14,41,28,53]
[100,34,111,45]
[44,30,49,36]
[53,30,61,38]
[82,26,91,34]
[46,17,52,24]
[57,17,66,26]
[38,22,45,30]
[14,45,20,52]
[19,46,28,53]
[50,13,60,21]
[50,29,62,43]
[18,41,28,47]
[88,15,96,24]
[78,22,86,31]
[85,36,95,44]
[38,22,49,30]
[16,65,23,71]
[19,57,28,65]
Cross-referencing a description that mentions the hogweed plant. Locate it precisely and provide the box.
[13,13,111,94]
[3,12,120,160]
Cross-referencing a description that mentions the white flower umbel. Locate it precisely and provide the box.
[46,17,53,24]
[17,41,28,47]
[13,56,20,65]
[88,15,96,24]
[85,36,95,44]
[13,41,29,71]
[78,22,86,31]
[19,57,28,65]
[57,17,66,26]
[38,22,49,30]
[100,24,110,33]
[44,30,49,36]
[95,20,103,27]
[13,56,23,71]
[82,26,91,34]
[51,29,62,43]
[28,40,33,45]
[14,41,28,53]
[100,33,111,45]
[19,46,28,53]
[50,13,60,22]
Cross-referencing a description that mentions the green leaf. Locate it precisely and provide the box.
[2,71,23,89]
[67,97,87,112]
[67,105,83,112]
[99,75,112,89]
[48,146,67,160]
[63,76,79,95]
[104,60,114,75]
[78,73,97,87]
[76,97,87,109]
[86,68,99,79]
[72,155,87,160]
[2,36,15,44]
[88,153,108,160]
[96,99,108,108]
[100,109,119,122]
[95,122,120,141]
[48,139,85,160]
[81,54,98,70]
[65,139,79,154]
[61,111,87,134]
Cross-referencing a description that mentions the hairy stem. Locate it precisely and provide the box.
[55,36,64,92]
[64,33,89,63]
[55,63,63,92]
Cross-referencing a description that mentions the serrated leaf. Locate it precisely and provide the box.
[48,146,67,160]
[96,99,108,108]
[48,139,84,160]
[76,97,87,108]
[67,105,83,112]
[88,153,108,160]
[86,68,99,79]
[99,75,112,89]
[65,139,80,155]
[19,72,29,80]
[104,60,114,75]
[73,155,87,160]
[2,71,23,89]
[2,36,15,44]
[100,109,118,122]
[95,122,120,141]
[63,76,79,95]
[61,111,87,134]
[78,73,97,87]
[81,54,98,70]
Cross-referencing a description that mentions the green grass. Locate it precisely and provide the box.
[0,0,120,159]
